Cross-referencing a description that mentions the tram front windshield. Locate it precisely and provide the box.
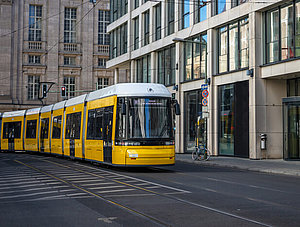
[116,97,174,142]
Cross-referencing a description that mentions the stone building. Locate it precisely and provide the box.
[0,0,115,112]
[107,0,300,160]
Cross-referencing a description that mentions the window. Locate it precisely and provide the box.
[158,45,176,86]
[154,3,162,41]
[64,77,75,98]
[166,0,175,36]
[181,0,190,29]
[3,122,21,139]
[134,0,139,9]
[232,0,248,8]
[26,120,37,139]
[97,78,109,89]
[87,108,103,140]
[218,18,249,74]
[98,10,110,45]
[111,0,128,22]
[98,58,107,67]
[64,8,76,43]
[29,5,42,41]
[40,118,49,139]
[265,2,300,63]
[143,10,150,46]
[64,56,76,66]
[133,17,139,50]
[29,55,41,64]
[136,55,151,83]
[28,75,40,100]
[184,34,207,81]
[215,0,226,15]
[110,23,128,59]
[52,115,62,139]
[65,112,81,139]
[195,0,207,23]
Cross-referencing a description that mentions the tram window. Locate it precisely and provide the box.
[40,118,49,139]
[65,112,81,139]
[87,108,103,140]
[52,115,62,139]
[116,99,126,140]
[26,120,37,139]
[3,121,21,139]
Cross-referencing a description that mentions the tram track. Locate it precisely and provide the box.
[13,156,273,227]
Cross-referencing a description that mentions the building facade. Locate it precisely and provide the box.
[107,0,300,160]
[0,0,116,112]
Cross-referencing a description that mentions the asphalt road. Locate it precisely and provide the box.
[0,152,299,227]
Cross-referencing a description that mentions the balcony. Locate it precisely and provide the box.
[23,41,46,53]
[94,45,110,56]
[60,43,82,54]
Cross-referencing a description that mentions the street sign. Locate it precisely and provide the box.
[201,84,208,90]
[202,98,208,106]
[202,89,209,98]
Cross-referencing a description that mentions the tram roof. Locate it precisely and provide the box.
[26,107,41,116]
[65,94,87,107]
[2,110,26,118]
[86,83,171,102]
[53,100,66,110]
[40,105,53,113]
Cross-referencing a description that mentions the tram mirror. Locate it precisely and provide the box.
[175,102,181,115]
[121,102,126,115]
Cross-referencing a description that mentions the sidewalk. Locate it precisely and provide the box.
[175,154,300,177]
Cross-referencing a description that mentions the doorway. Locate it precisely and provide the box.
[283,97,300,160]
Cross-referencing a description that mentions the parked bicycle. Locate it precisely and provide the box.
[192,144,211,161]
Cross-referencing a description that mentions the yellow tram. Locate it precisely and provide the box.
[0,83,180,166]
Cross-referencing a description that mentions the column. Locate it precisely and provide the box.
[114,68,119,84]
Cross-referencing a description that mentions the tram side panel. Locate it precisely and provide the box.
[1,116,24,152]
[24,114,39,152]
[64,103,84,159]
[51,109,64,156]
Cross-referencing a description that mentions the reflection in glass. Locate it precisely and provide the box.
[219,84,234,156]
[240,18,249,68]
[219,26,228,73]
[281,4,294,60]
[295,1,300,57]
[266,9,279,63]
[229,22,239,71]
[184,42,192,80]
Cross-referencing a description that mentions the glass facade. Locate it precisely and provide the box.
[143,10,150,46]
[219,84,235,156]
[265,1,300,63]
[184,34,207,81]
[166,0,175,36]
[133,17,139,50]
[195,0,207,23]
[136,55,151,83]
[157,45,175,86]
[110,0,128,22]
[154,3,162,41]
[218,18,249,74]
[185,90,202,153]
[216,0,226,15]
[182,0,190,29]
[110,23,128,59]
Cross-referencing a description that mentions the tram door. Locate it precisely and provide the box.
[103,106,113,163]
[40,118,49,152]
[8,134,14,152]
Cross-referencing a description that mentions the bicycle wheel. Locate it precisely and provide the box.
[197,149,205,161]
[204,148,211,161]
[192,149,199,161]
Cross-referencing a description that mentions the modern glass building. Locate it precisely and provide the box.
[107,0,300,160]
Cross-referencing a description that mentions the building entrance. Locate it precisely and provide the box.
[283,97,300,160]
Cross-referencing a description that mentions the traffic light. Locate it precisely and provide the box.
[61,86,66,98]
[42,84,48,98]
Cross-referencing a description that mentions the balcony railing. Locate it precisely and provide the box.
[60,43,82,53]
[95,45,110,55]
[23,41,46,52]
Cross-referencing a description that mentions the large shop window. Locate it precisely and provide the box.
[158,45,175,86]
[184,90,202,153]
[183,34,207,82]
[218,18,249,74]
[265,1,300,64]
[218,81,249,157]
